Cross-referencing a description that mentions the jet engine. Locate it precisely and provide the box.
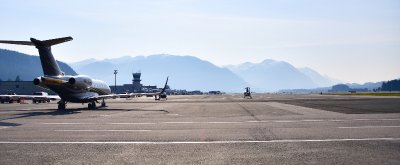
[34,76,67,86]
[68,76,93,89]
[33,77,42,85]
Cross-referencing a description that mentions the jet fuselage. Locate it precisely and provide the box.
[36,75,111,103]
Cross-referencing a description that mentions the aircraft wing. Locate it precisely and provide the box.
[115,93,136,98]
[97,94,118,99]
[110,93,155,98]
[39,95,60,100]
[129,92,161,97]
[82,94,118,102]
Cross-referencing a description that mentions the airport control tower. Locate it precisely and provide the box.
[132,72,142,92]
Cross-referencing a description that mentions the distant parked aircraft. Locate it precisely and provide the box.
[118,77,169,100]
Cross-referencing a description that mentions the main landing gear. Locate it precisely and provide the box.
[57,99,107,110]
[88,99,106,110]
[88,101,96,109]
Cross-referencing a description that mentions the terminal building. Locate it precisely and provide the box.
[112,72,143,93]
[0,81,55,95]
[112,72,163,94]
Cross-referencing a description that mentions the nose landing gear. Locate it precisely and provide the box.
[101,99,106,107]
[58,100,66,110]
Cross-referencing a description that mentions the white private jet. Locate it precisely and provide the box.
[0,37,168,110]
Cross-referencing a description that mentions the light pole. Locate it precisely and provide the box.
[114,70,118,93]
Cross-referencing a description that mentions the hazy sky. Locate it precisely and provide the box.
[0,0,399,83]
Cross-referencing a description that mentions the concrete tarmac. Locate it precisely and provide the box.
[0,94,399,164]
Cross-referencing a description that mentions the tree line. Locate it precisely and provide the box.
[378,79,400,91]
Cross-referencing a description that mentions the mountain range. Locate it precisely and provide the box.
[71,55,340,92]
[0,49,351,92]
[71,55,247,92]
[225,60,339,92]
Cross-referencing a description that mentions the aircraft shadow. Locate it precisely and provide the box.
[3,110,81,121]
[64,107,169,113]
[1,107,169,121]
[0,121,21,127]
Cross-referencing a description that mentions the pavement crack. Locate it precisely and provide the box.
[237,103,261,121]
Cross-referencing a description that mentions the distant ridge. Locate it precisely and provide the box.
[279,81,385,93]
[71,55,343,92]
[346,82,383,90]
[226,59,338,92]
[70,54,248,92]
[0,49,77,81]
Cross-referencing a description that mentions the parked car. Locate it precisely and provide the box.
[0,93,20,103]
[32,92,51,103]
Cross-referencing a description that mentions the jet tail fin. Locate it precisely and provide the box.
[0,37,72,47]
[160,76,169,94]
[31,37,73,47]
[0,36,73,76]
